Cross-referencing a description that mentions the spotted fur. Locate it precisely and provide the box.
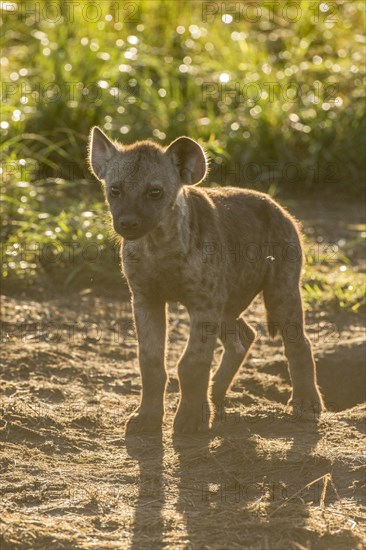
[88,127,324,434]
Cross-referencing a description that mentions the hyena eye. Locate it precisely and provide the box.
[148,188,163,199]
[110,187,121,198]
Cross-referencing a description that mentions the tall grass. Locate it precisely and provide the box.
[1,0,365,303]
[2,0,365,187]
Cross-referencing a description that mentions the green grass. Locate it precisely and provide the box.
[1,0,365,313]
[1,0,365,188]
[1,175,120,288]
[2,171,365,315]
[303,241,365,314]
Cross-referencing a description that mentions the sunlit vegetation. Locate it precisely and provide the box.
[1,0,365,312]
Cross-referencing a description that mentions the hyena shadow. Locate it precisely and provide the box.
[171,417,329,549]
[126,418,360,549]
[126,434,165,550]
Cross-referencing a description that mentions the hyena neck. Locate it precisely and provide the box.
[144,187,191,254]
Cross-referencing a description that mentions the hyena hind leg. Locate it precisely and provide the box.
[210,316,256,410]
[263,284,324,417]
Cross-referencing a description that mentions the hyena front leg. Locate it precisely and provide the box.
[126,297,167,435]
[210,316,256,414]
[174,310,220,434]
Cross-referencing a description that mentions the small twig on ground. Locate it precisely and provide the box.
[269,473,331,518]
[319,473,331,509]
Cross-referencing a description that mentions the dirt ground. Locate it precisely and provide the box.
[1,200,365,549]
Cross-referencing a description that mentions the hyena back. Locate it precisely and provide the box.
[88,127,324,434]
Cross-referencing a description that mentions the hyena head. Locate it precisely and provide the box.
[88,127,207,240]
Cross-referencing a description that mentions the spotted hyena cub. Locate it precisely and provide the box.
[88,127,324,434]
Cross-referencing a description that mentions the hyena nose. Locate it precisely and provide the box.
[119,216,141,231]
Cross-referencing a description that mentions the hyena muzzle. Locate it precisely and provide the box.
[88,126,324,434]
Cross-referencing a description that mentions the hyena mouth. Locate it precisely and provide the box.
[119,229,143,240]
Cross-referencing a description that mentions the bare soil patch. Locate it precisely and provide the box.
[1,199,365,549]
[0,289,365,550]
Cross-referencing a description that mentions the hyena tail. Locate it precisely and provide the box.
[265,310,280,339]
[262,287,280,339]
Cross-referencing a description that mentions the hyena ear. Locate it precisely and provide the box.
[88,126,117,180]
[166,136,207,185]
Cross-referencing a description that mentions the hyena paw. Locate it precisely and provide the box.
[288,387,324,420]
[173,403,210,434]
[126,409,163,435]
